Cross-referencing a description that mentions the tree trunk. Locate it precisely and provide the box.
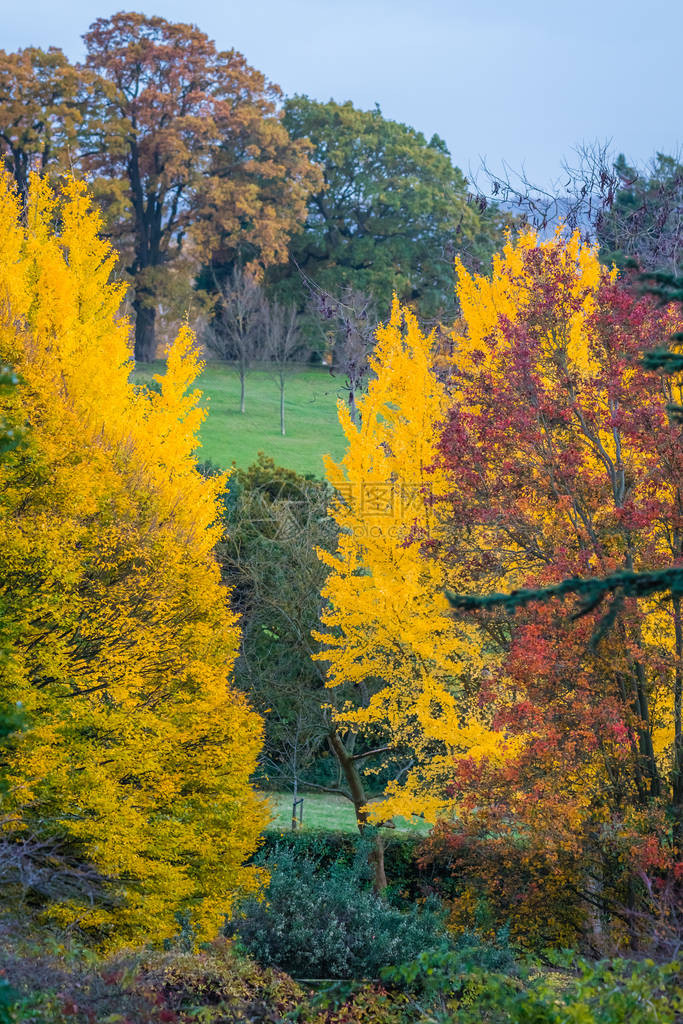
[327,729,387,892]
[369,831,387,891]
[280,376,286,436]
[240,369,246,414]
[291,774,299,832]
[631,656,661,799]
[348,387,358,428]
[133,298,157,363]
[13,149,29,209]
[617,617,661,801]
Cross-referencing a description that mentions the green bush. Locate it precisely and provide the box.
[227,837,448,979]
[0,916,679,1024]
[378,928,521,1019]
[381,926,518,997]
[460,957,683,1024]
[257,829,425,901]
[383,956,682,1024]
[0,981,19,1024]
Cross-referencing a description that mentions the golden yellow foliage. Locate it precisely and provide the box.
[315,300,514,824]
[0,174,265,945]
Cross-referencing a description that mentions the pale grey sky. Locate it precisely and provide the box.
[2,0,680,185]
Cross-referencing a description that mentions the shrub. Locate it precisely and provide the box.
[419,823,589,951]
[1,916,679,1024]
[226,839,448,979]
[451,957,683,1024]
[382,952,682,1024]
[380,928,520,1018]
[0,934,306,1023]
[0,982,19,1024]
[257,830,425,901]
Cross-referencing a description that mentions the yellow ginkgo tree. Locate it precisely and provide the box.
[314,300,513,853]
[0,174,265,945]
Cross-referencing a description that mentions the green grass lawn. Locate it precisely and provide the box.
[265,791,431,836]
[135,360,347,478]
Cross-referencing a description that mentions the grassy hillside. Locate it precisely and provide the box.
[135,361,347,477]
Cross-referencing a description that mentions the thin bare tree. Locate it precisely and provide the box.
[263,300,307,436]
[307,280,377,427]
[205,267,266,414]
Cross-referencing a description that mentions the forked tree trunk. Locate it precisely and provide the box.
[327,730,387,891]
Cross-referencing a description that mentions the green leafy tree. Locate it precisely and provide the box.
[218,457,336,786]
[271,96,508,322]
[218,456,410,885]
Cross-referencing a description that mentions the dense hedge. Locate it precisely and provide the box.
[257,830,428,901]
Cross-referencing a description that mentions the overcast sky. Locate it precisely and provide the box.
[3,0,679,186]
